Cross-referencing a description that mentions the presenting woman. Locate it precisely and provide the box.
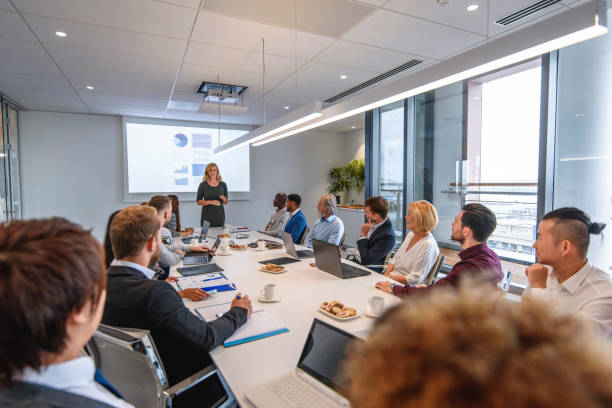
[196,163,228,227]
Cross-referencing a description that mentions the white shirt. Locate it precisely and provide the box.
[111,259,155,280]
[358,217,388,241]
[525,262,612,337]
[21,357,134,408]
[389,231,439,285]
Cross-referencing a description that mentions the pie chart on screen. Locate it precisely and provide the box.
[174,133,188,147]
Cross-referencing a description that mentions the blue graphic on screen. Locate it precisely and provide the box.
[175,165,188,174]
[192,163,207,177]
[175,177,188,185]
[192,134,212,149]
[174,133,188,147]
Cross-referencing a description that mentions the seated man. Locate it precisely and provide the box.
[102,206,252,391]
[0,218,133,408]
[284,193,308,243]
[377,203,503,296]
[344,285,612,408]
[264,193,290,237]
[524,207,612,336]
[355,196,396,273]
[148,195,209,269]
[306,194,344,248]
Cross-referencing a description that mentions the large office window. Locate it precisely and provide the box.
[373,101,405,239]
[0,96,21,222]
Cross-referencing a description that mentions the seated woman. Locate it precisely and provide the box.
[166,194,193,237]
[384,200,439,285]
[264,193,290,237]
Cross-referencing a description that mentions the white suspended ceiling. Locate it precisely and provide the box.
[0,0,608,127]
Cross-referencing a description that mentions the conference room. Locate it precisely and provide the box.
[2,0,612,407]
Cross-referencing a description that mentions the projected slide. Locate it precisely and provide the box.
[125,122,250,193]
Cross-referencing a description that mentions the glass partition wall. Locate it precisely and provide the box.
[369,11,612,276]
[1,95,22,222]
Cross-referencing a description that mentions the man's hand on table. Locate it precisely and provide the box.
[375,281,393,294]
[231,293,253,317]
[178,288,210,301]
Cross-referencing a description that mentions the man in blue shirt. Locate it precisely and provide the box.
[284,193,308,243]
[306,194,344,248]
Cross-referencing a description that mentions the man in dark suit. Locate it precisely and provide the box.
[356,197,396,273]
[102,205,252,399]
[284,193,308,243]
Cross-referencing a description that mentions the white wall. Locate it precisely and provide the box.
[19,111,348,240]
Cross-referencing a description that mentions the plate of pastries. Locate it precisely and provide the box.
[259,263,287,274]
[319,301,359,320]
[229,243,249,251]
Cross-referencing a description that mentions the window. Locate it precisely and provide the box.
[0,96,21,222]
[372,101,405,240]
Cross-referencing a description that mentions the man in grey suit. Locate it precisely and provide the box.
[102,205,252,405]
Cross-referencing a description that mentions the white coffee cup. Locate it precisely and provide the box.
[223,225,231,234]
[368,296,385,315]
[190,238,199,246]
[257,240,266,250]
[261,283,277,300]
[218,244,229,255]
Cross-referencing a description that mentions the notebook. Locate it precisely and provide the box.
[196,303,289,347]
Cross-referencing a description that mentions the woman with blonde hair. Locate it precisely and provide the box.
[196,163,228,227]
[384,200,439,285]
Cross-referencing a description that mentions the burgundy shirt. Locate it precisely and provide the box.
[392,242,503,297]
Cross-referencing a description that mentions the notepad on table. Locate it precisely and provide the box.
[195,304,289,347]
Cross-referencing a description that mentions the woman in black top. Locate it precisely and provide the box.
[196,162,228,227]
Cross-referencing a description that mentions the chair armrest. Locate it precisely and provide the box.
[163,365,216,398]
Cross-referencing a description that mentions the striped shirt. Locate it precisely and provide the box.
[306,215,344,248]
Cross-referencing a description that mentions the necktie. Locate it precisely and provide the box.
[94,368,125,400]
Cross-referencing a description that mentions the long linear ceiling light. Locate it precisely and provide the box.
[253,0,607,147]
[214,101,322,154]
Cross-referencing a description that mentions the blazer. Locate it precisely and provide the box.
[102,265,247,385]
[0,382,113,408]
[284,209,307,243]
[356,218,396,273]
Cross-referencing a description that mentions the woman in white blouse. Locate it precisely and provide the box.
[385,200,440,285]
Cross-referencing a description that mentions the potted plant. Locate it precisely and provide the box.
[346,159,365,192]
[328,166,352,204]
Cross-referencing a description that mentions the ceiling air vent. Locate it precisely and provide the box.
[324,59,423,104]
[495,0,562,26]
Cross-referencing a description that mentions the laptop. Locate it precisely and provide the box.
[183,237,220,266]
[312,239,371,279]
[244,318,356,408]
[282,231,314,259]
[258,230,278,237]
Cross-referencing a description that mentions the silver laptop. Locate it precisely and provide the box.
[245,318,356,408]
[312,239,370,279]
[281,231,314,259]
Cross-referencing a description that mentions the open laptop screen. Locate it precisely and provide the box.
[297,319,357,392]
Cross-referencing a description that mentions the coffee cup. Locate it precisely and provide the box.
[257,240,266,251]
[368,296,385,316]
[223,225,231,234]
[261,283,277,300]
[218,244,229,255]
[190,238,199,246]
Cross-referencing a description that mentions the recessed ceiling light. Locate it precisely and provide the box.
[55,31,67,37]
[284,106,290,110]
[86,85,94,90]
[340,75,347,79]
[351,126,356,129]
[467,4,479,11]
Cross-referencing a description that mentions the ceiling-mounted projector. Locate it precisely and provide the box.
[197,82,248,105]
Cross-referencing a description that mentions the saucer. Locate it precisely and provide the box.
[256,248,266,251]
[364,308,383,318]
[258,296,281,303]
[216,252,232,256]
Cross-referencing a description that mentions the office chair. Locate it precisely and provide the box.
[339,232,347,248]
[85,324,236,408]
[363,248,394,273]
[425,254,446,285]
[498,268,512,291]
[298,226,310,245]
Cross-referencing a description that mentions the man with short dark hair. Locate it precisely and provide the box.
[284,193,307,243]
[377,203,503,296]
[0,218,133,407]
[354,196,395,273]
[102,206,252,396]
[524,207,612,336]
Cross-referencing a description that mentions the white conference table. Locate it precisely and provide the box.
[171,228,400,407]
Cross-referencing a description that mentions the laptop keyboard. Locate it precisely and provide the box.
[269,377,332,408]
[183,255,209,265]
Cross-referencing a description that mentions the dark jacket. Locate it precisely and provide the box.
[0,382,113,408]
[284,209,307,243]
[356,218,396,273]
[102,265,247,385]
[392,242,503,297]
